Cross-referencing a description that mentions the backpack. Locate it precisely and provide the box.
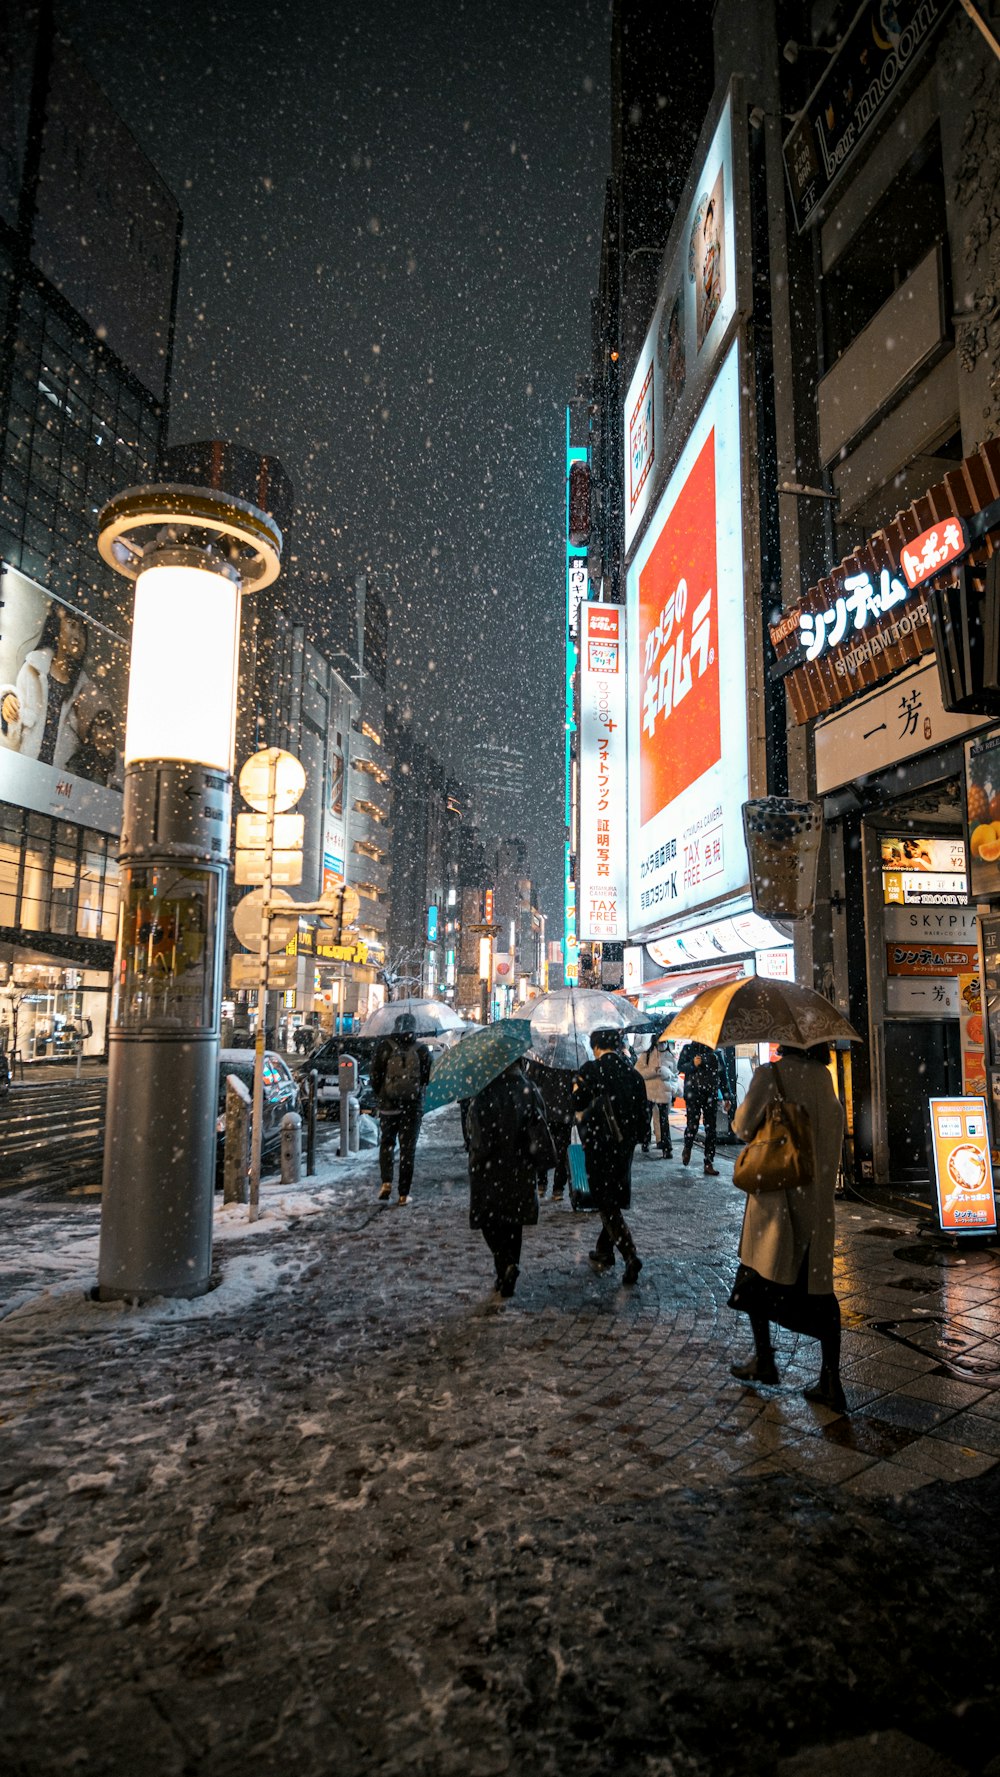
[381,1041,422,1105]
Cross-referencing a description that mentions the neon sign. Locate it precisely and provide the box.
[799,567,910,662]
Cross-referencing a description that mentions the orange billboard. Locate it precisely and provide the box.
[927,1097,998,1235]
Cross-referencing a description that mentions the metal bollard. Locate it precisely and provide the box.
[280,1110,302,1184]
[223,1073,251,1204]
[348,1092,360,1154]
[338,1056,358,1158]
[305,1069,317,1176]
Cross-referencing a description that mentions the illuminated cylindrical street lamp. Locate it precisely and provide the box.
[96,485,281,1299]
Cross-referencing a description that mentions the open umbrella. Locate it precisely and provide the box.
[423,1018,534,1113]
[527,988,642,1043]
[360,998,466,1039]
[663,977,861,1049]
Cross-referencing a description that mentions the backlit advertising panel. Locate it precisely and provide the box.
[0,562,127,834]
[623,92,738,555]
[626,342,747,936]
[927,1096,998,1235]
[579,603,627,942]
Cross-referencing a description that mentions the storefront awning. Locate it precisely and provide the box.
[770,438,1000,725]
[637,961,747,1010]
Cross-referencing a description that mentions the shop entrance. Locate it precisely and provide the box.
[884,1019,962,1176]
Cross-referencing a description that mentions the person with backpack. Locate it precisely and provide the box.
[676,1039,735,1175]
[571,1028,648,1285]
[370,1012,432,1203]
[467,1058,555,1297]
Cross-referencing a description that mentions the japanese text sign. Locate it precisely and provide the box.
[579,602,627,942]
[927,1097,997,1236]
[899,518,967,589]
[627,342,748,935]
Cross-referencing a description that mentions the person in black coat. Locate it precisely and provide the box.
[571,1028,648,1284]
[523,1055,575,1200]
[370,1012,433,1203]
[467,1059,555,1297]
[676,1039,735,1176]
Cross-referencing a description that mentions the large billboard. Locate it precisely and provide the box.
[0,563,127,834]
[626,342,747,936]
[579,603,627,942]
[624,92,739,556]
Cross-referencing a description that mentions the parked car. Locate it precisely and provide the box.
[216,1048,300,1182]
[294,1035,380,1121]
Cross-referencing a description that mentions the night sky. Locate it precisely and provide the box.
[57,0,612,923]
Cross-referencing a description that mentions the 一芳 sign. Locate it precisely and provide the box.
[579,602,627,942]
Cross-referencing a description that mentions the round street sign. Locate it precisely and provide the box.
[239,748,306,814]
[319,884,362,931]
[232,887,298,952]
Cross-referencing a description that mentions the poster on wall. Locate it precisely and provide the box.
[623,92,738,554]
[0,563,127,835]
[626,342,747,937]
[964,729,1000,901]
[321,738,346,892]
[579,602,627,942]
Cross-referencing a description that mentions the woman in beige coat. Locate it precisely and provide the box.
[728,1042,847,1412]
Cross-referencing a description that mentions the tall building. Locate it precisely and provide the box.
[583,0,1000,1192]
[385,706,468,998]
[469,734,526,847]
[0,13,181,1062]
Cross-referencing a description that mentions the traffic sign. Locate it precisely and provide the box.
[235,848,303,887]
[232,887,297,952]
[318,883,361,932]
[230,952,298,992]
[239,748,306,814]
[235,812,304,851]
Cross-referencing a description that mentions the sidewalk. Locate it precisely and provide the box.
[2,1107,999,1776]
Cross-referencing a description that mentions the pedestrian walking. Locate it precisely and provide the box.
[635,1038,678,1158]
[370,1012,432,1204]
[524,1052,576,1199]
[466,1060,555,1297]
[676,1039,734,1175]
[572,1028,648,1284]
[728,1042,847,1412]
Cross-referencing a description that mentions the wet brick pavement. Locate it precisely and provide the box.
[2,1106,999,1776]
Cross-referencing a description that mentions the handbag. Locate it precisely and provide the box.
[732,1064,814,1194]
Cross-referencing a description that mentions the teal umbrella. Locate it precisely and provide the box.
[423,1018,533,1112]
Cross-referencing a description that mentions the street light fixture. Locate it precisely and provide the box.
[96,483,281,1300]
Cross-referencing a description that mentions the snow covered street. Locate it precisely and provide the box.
[3,1106,1000,1775]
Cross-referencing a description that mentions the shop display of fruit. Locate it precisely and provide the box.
[969,782,989,826]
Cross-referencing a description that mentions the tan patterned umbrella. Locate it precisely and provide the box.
[663,977,861,1048]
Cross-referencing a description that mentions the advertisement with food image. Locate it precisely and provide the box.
[958,971,987,1097]
[964,728,1000,899]
[927,1096,998,1235]
[0,563,127,834]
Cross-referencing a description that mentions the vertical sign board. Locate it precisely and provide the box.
[565,411,586,984]
[626,342,748,936]
[578,604,627,941]
[623,93,737,555]
[927,1097,998,1236]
